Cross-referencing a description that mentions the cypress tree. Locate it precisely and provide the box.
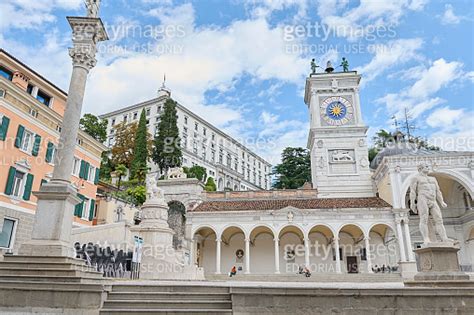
[130,109,148,179]
[153,98,182,174]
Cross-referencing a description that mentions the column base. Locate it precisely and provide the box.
[399,261,417,280]
[18,239,75,257]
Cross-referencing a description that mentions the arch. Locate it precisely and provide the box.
[368,223,400,269]
[192,225,218,239]
[368,223,396,240]
[337,223,366,239]
[400,170,474,208]
[277,224,305,241]
[368,222,396,236]
[308,224,336,238]
[233,184,238,191]
[221,225,247,244]
[250,225,275,243]
[218,178,224,190]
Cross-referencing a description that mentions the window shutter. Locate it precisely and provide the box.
[79,160,86,179]
[45,142,54,163]
[32,134,42,156]
[14,125,24,148]
[94,168,100,185]
[84,162,90,180]
[4,166,16,195]
[89,199,96,221]
[75,194,85,217]
[22,173,34,200]
[40,179,48,187]
[0,116,10,141]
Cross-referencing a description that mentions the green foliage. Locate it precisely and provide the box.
[272,147,311,189]
[114,164,127,190]
[204,177,217,192]
[111,122,138,168]
[100,151,114,182]
[152,98,182,173]
[79,113,108,143]
[125,185,147,206]
[130,109,149,180]
[183,165,207,182]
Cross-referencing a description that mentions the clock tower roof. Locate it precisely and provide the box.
[304,71,361,106]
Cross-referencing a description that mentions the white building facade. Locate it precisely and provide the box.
[99,88,272,191]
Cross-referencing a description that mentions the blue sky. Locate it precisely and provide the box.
[1,0,473,164]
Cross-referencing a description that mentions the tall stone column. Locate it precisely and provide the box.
[215,238,221,274]
[334,237,342,273]
[274,238,280,274]
[403,219,415,262]
[19,15,107,257]
[365,237,373,273]
[245,238,251,274]
[396,218,407,262]
[304,237,310,268]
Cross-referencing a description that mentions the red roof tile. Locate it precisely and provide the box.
[191,197,391,212]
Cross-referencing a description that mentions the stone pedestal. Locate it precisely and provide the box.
[19,181,81,257]
[413,242,469,281]
[398,261,417,280]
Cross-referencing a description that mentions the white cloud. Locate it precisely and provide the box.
[356,38,423,83]
[243,0,310,21]
[440,4,462,25]
[426,106,463,128]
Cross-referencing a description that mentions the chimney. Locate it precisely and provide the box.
[12,71,30,91]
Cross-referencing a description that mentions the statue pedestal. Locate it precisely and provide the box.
[413,242,469,281]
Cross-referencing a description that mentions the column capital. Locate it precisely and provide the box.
[273,237,279,242]
[215,238,221,243]
[364,236,371,241]
[244,238,251,243]
[69,47,97,70]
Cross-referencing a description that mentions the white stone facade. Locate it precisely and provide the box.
[99,92,271,191]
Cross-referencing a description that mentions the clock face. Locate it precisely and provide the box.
[320,96,354,126]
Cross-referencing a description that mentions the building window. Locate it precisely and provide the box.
[133,112,138,120]
[12,171,25,198]
[212,133,215,141]
[111,118,116,126]
[0,66,13,81]
[88,166,95,182]
[157,105,162,112]
[0,218,16,248]
[123,115,128,123]
[81,199,90,221]
[20,129,34,153]
[29,108,38,118]
[72,157,81,176]
[203,127,207,136]
[194,122,198,131]
[36,90,51,106]
[155,117,160,122]
[184,116,188,124]
[146,108,151,116]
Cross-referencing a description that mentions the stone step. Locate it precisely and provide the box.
[206,273,402,282]
[111,285,230,294]
[0,267,102,277]
[103,300,232,310]
[0,261,97,270]
[2,255,86,265]
[100,309,232,314]
[107,292,231,301]
[0,274,104,283]
[0,279,105,291]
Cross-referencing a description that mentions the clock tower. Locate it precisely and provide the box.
[304,69,374,198]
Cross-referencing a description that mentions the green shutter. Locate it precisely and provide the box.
[40,179,48,187]
[45,142,54,163]
[89,199,95,221]
[94,168,100,184]
[79,160,85,179]
[0,116,10,141]
[84,162,90,180]
[4,166,16,195]
[22,173,34,200]
[75,194,85,217]
[14,125,24,148]
[32,134,41,156]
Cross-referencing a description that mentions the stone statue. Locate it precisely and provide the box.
[85,0,101,18]
[310,58,318,75]
[410,164,450,244]
[146,175,164,201]
[332,150,353,162]
[168,167,187,179]
[340,57,349,72]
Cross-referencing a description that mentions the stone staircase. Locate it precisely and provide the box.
[100,283,233,314]
[206,272,403,282]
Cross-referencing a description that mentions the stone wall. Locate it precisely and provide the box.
[230,287,474,314]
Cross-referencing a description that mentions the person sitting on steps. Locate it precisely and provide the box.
[229,266,237,277]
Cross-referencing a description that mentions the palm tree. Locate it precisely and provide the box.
[115,164,127,190]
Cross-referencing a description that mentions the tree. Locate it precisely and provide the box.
[115,164,127,190]
[80,113,108,143]
[99,151,114,182]
[183,165,207,182]
[130,110,149,179]
[111,122,138,168]
[153,98,182,174]
[204,177,217,192]
[272,147,311,189]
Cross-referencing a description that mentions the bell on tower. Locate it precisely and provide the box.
[325,61,334,73]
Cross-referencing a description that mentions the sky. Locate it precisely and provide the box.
[1,0,473,165]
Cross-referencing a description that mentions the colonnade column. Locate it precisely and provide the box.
[334,237,342,273]
[403,219,415,261]
[215,238,221,274]
[274,238,280,274]
[304,237,310,268]
[364,236,373,273]
[190,239,195,266]
[245,238,250,274]
[396,219,407,262]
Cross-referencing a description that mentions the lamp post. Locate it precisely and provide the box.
[19,1,108,257]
